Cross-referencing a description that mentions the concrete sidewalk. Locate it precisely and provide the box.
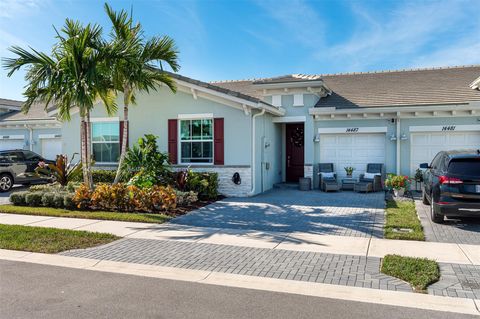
[1,212,479,265]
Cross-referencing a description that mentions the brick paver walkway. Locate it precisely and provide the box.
[61,238,411,292]
[415,199,480,245]
[429,263,480,299]
[171,189,385,237]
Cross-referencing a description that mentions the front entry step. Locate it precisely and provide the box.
[273,182,299,190]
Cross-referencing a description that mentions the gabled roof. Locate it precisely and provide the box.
[315,65,480,109]
[0,98,22,111]
[0,102,56,122]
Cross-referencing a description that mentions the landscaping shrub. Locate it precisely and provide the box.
[72,169,117,184]
[9,191,28,206]
[25,192,43,207]
[73,183,177,212]
[184,171,218,200]
[41,192,56,207]
[175,190,198,206]
[35,154,82,186]
[72,183,93,209]
[63,193,75,209]
[53,193,66,208]
[30,183,67,193]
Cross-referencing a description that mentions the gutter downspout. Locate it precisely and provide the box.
[396,118,400,175]
[27,125,33,151]
[248,108,266,196]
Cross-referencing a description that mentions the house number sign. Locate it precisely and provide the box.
[345,128,359,133]
[441,125,456,131]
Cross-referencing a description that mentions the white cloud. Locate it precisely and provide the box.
[320,1,480,71]
[411,40,480,68]
[0,0,43,19]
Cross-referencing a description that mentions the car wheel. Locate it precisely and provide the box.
[422,188,430,205]
[430,196,444,223]
[0,174,13,192]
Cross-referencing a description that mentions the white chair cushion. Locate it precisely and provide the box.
[364,172,380,179]
[321,172,335,178]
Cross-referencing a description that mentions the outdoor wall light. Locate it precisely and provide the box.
[313,133,320,142]
[389,134,397,141]
[400,133,408,141]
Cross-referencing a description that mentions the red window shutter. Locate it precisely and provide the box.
[168,119,178,164]
[119,120,129,150]
[214,118,224,165]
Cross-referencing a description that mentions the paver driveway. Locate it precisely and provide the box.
[171,189,385,237]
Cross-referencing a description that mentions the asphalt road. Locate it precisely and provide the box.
[0,260,476,319]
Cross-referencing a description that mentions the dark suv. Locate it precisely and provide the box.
[0,150,54,192]
[420,149,480,223]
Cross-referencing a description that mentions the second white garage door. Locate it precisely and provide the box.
[410,131,480,175]
[41,138,62,161]
[320,133,386,178]
[0,139,24,151]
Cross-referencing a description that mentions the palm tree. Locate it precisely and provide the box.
[104,3,180,183]
[3,19,117,188]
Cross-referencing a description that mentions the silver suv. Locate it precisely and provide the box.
[0,150,54,192]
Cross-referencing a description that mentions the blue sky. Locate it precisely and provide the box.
[1,0,479,101]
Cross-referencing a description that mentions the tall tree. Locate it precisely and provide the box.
[3,19,117,188]
[104,3,180,183]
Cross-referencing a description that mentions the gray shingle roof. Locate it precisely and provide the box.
[315,65,480,109]
[213,66,480,109]
[0,102,55,122]
[0,98,22,110]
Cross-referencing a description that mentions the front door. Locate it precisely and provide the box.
[286,123,304,182]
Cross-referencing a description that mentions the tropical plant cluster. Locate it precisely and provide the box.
[385,174,410,190]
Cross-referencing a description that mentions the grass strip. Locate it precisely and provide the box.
[0,224,119,253]
[381,254,440,292]
[384,200,425,241]
[0,205,171,224]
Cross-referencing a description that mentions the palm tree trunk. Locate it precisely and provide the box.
[85,110,94,188]
[113,91,130,184]
[80,116,89,186]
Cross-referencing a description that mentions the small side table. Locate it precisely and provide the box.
[341,178,356,190]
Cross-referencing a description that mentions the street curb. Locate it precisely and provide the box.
[0,249,478,316]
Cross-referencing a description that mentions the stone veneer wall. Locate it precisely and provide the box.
[172,165,252,197]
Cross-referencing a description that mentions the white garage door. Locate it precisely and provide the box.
[410,131,480,175]
[41,138,62,161]
[0,139,24,151]
[320,133,386,178]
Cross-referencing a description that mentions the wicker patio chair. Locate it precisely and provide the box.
[357,163,385,192]
[318,163,340,192]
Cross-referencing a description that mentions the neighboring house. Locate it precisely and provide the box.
[53,65,480,197]
[0,99,62,160]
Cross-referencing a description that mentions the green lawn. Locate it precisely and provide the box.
[381,254,440,292]
[0,205,171,224]
[384,200,425,241]
[0,224,119,253]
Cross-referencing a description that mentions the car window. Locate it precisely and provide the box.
[2,152,24,162]
[431,153,442,169]
[448,158,480,176]
[23,151,43,161]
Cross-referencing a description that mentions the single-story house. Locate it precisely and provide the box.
[2,65,480,196]
[0,99,61,160]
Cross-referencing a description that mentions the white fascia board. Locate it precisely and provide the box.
[0,134,25,140]
[272,116,306,123]
[175,79,285,116]
[253,80,325,90]
[309,103,480,116]
[0,119,61,127]
[409,124,480,132]
[318,127,388,134]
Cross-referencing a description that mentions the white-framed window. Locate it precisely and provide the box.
[91,121,120,164]
[271,95,282,107]
[293,94,304,107]
[179,118,213,164]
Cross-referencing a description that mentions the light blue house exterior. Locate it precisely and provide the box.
[44,65,480,196]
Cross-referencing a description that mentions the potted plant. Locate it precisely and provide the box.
[344,166,355,178]
[385,175,409,197]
